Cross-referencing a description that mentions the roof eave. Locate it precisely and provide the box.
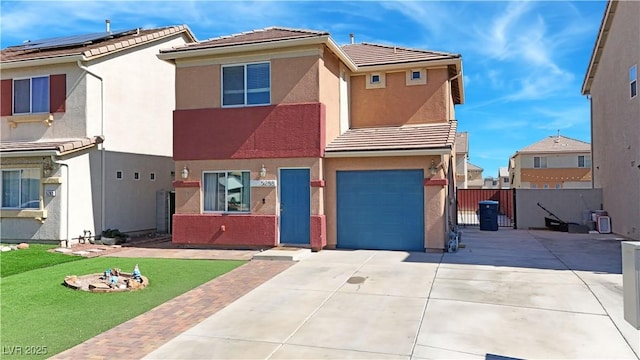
[0,54,86,69]
[582,0,617,95]
[157,34,357,70]
[0,150,60,157]
[324,147,452,158]
[353,56,461,73]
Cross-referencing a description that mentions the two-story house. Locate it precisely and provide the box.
[508,134,592,189]
[160,27,463,252]
[582,0,639,239]
[0,24,196,245]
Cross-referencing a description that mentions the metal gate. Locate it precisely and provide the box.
[456,189,514,227]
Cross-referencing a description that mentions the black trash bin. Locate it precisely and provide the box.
[479,200,499,231]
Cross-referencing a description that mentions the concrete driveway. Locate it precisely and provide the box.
[144,229,639,359]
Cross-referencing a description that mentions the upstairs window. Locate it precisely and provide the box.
[578,155,592,168]
[533,156,547,168]
[1,168,40,209]
[631,65,637,99]
[406,69,427,85]
[366,73,385,89]
[222,62,270,107]
[14,76,49,114]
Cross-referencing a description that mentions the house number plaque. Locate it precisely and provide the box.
[250,180,277,187]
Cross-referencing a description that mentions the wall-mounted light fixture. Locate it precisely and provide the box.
[181,165,189,179]
[259,164,267,179]
[429,160,438,176]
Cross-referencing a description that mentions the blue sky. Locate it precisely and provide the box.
[0,1,606,177]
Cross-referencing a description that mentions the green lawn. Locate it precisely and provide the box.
[0,252,245,359]
[0,244,84,277]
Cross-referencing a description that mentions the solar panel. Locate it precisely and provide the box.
[13,30,132,51]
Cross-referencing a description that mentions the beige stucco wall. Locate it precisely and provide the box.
[175,52,324,110]
[324,156,447,251]
[90,35,187,157]
[514,188,602,230]
[175,158,323,216]
[589,0,640,239]
[1,63,88,141]
[349,68,449,128]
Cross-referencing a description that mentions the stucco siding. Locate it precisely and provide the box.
[520,153,591,168]
[589,0,640,238]
[103,151,174,233]
[319,48,341,148]
[349,68,449,128]
[1,64,88,141]
[89,35,187,157]
[175,54,322,111]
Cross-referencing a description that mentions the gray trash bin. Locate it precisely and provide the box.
[479,200,499,231]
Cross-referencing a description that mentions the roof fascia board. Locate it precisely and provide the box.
[582,0,617,95]
[1,54,85,69]
[84,30,194,63]
[0,150,59,157]
[171,47,324,68]
[352,58,461,74]
[324,148,451,158]
[158,35,358,71]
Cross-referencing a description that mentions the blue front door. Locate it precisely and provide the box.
[280,168,310,245]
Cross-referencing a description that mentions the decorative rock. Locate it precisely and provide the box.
[89,282,110,290]
[1,246,11,252]
[10,245,18,250]
[17,243,29,249]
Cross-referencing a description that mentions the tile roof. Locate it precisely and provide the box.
[341,43,460,68]
[162,27,328,53]
[0,136,104,155]
[325,121,457,153]
[516,135,591,154]
[1,25,194,63]
[455,132,468,154]
[467,162,483,171]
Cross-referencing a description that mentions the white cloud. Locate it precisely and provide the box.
[532,105,591,131]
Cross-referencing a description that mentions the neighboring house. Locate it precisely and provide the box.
[0,24,196,244]
[483,177,499,189]
[508,135,592,189]
[455,132,469,189]
[466,162,484,189]
[498,167,510,189]
[582,0,640,239]
[160,27,464,252]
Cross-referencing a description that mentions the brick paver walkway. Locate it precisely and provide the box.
[50,260,294,360]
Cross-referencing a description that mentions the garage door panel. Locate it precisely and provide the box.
[337,170,424,251]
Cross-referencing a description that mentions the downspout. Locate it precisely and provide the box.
[77,59,105,233]
[448,71,462,121]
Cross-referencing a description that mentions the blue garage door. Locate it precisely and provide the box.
[337,170,424,251]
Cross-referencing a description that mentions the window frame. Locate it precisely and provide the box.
[406,69,427,86]
[578,155,592,168]
[202,170,251,213]
[116,171,123,180]
[13,75,50,115]
[221,61,271,108]
[630,64,637,99]
[533,156,547,169]
[366,73,386,89]
[1,168,41,210]
[150,172,156,181]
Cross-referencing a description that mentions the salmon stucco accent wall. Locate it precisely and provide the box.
[350,68,449,128]
[175,54,323,111]
[173,103,326,160]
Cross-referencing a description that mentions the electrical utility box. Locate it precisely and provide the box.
[622,241,640,329]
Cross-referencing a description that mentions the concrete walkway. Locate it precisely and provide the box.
[143,228,639,359]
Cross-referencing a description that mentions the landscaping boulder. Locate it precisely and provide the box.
[17,243,29,249]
